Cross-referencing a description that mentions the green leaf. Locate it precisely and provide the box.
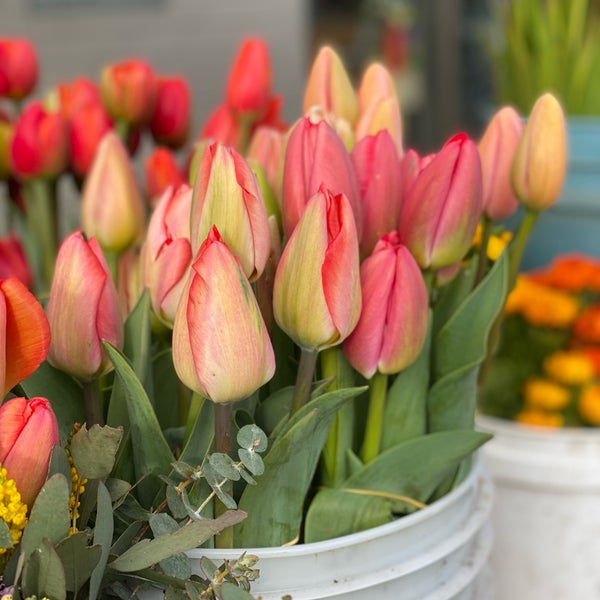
[22,538,67,600]
[235,386,366,547]
[209,453,241,481]
[55,532,102,593]
[221,582,259,600]
[89,481,115,600]
[304,430,491,542]
[255,385,294,436]
[428,366,478,432]
[0,519,12,549]
[108,510,247,573]
[203,464,237,509]
[237,424,268,452]
[48,444,72,482]
[21,474,70,557]
[70,424,123,480]
[103,342,174,506]
[238,449,264,476]
[149,513,192,579]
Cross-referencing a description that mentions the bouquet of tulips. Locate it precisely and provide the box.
[479,253,600,428]
[0,35,567,599]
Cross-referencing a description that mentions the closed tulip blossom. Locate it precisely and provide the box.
[399,133,483,270]
[144,146,185,205]
[142,184,193,326]
[511,92,567,212]
[172,226,275,403]
[0,396,59,508]
[0,277,50,399]
[478,106,524,221]
[247,125,285,197]
[0,235,33,288]
[191,142,270,281]
[46,231,123,382]
[273,186,361,351]
[343,232,429,379]
[0,38,38,101]
[150,75,191,148]
[57,77,103,121]
[198,103,242,148]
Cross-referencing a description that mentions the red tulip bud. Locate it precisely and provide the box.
[150,75,191,148]
[144,146,185,206]
[0,235,33,289]
[0,38,38,101]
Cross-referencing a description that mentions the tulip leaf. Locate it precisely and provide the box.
[235,386,366,547]
[0,520,12,549]
[89,481,114,600]
[55,532,103,593]
[22,538,67,600]
[70,424,123,480]
[21,474,70,557]
[304,430,491,542]
[103,342,174,507]
[108,510,247,573]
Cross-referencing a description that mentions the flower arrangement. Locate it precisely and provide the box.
[0,35,567,599]
[479,253,600,428]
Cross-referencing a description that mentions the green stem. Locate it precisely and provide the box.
[115,119,130,144]
[360,372,389,464]
[104,250,120,288]
[214,402,233,549]
[184,393,205,446]
[289,348,319,417]
[83,379,104,427]
[507,208,539,291]
[474,217,493,287]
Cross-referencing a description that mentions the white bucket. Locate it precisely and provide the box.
[478,415,600,600]
[141,462,494,600]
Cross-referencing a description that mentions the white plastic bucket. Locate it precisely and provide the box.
[141,462,494,600]
[478,415,600,600]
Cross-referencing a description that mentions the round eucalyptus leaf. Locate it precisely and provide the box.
[237,424,268,453]
[238,448,265,476]
[209,453,241,481]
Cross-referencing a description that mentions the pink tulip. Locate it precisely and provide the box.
[281,115,361,240]
[343,232,428,379]
[150,75,191,149]
[144,146,185,206]
[399,133,483,270]
[191,142,270,281]
[142,184,193,326]
[273,186,361,351]
[0,234,33,288]
[247,125,285,198]
[0,38,38,101]
[352,130,403,258]
[478,106,524,221]
[0,277,50,398]
[172,226,275,403]
[46,231,123,381]
[0,396,59,507]
[117,247,143,319]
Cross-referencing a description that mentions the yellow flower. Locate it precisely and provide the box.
[65,431,88,536]
[543,350,596,386]
[578,384,600,426]
[515,408,564,428]
[523,378,571,411]
[472,224,512,261]
[0,466,28,556]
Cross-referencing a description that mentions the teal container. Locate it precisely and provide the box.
[519,116,600,270]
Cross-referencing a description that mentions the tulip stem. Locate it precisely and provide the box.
[184,393,205,446]
[508,208,539,290]
[214,402,233,549]
[83,379,104,426]
[474,217,492,287]
[105,250,120,288]
[289,348,319,417]
[361,372,388,464]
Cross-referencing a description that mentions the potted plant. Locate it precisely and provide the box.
[0,36,565,600]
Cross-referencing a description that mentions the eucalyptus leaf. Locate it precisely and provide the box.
[209,454,241,481]
[238,449,264,476]
[22,538,67,600]
[108,510,247,572]
[55,532,102,593]
[70,423,123,480]
[89,481,115,600]
[166,483,188,519]
[0,519,12,549]
[150,514,192,579]
[221,581,259,600]
[237,424,268,452]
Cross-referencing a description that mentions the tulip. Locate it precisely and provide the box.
[0,277,50,398]
[226,38,272,117]
[150,75,191,148]
[0,235,33,288]
[305,104,355,151]
[273,186,361,351]
[142,184,193,326]
[81,131,146,254]
[0,396,59,507]
[100,58,157,127]
[511,92,567,212]
[117,247,144,319]
[191,142,270,281]
[400,148,435,200]
[303,46,358,126]
[351,130,403,257]
[247,125,285,198]
[199,103,241,148]
[343,232,428,379]
[477,106,524,221]
[399,133,483,270]
[0,38,38,101]
[172,226,275,403]
[281,115,361,240]
[144,146,185,205]
[46,231,123,381]
[56,77,103,120]
[9,101,68,180]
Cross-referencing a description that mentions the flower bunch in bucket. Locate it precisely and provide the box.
[0,34,567,599]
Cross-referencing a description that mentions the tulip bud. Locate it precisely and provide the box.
[57,77,103,121]
[142,184,193,326]
[226,38,272,117]
[273,187,361,351]
[351,130,403,257]
[281,115,361,240]
[150,75,191,148]
[399,133,483,270]
[191,142,270,281]
[198,103,241,148]
[81,131,146,254]
[247,125,285,198]
[511,92,567,212]
[0,38,38,101]
[9,102,68,180]
[400,148,435,200]
[117,247,144,319]
[100,59,158,127]
[172,226,275,403]
[0,234,33,288]
[303,46,358,126]
[0,277,50,398]
[144,146,185,206]
[477,106,524,221]
[46,231,123,381]
[343,232,428,378]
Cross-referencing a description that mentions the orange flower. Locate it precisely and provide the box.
[573,305,600,344]
[575,346,600,376]
[529,254,600,293]
[543,350,596,386]
[515,408,564,428]
[522,378,571,411]
[578,384,600,426]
